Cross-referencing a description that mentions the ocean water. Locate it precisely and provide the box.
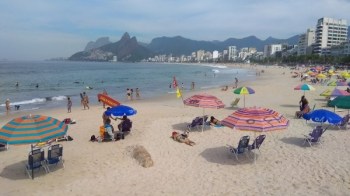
[0,61,256,114]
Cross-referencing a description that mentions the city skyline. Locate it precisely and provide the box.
[0,0,349,60]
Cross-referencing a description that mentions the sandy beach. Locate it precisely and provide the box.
[1,64,350,196]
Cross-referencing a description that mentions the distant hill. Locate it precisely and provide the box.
[146,35,299,56]
[69,33,302,61]
[69,33,153,62]
[84,37,111,51]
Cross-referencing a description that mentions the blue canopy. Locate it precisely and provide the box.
[105,105,137,117]
[303,109,342,124]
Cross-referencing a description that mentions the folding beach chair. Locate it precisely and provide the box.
[230,98,240,108]
[45,144,64,172]
[187,115,208,131]
[228,136,250,160]
[248,135,266,155]
[25,148,47,179]
[303,126,327,147]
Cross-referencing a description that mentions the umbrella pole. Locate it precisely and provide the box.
[31,144,34,180]
[244,95,246,108]
[202,108,205,133]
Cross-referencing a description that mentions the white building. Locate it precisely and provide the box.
[264,44,282,57]
[314,17,348,55]
[330,40,350,56]
[213,50,219,60]
[298,28,315,55]
[228,46,237,61]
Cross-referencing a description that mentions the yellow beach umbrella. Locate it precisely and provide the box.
[316,73,327,79]
[320,89,332,97]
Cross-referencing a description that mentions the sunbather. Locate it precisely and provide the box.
[209,116,222,126]
[171,131,195,146]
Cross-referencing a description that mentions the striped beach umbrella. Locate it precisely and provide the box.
[294,84,315,95]
[183,94,225,109]
[233,86,255,107]
[184,94,225,132]
[0,115,68,145]
[221,107,289,132]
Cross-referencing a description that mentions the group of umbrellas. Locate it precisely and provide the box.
[183,87,289,133]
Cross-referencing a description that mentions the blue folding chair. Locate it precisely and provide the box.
[228,136,250,160]
[45,144,64,172]
[25,148,47,179]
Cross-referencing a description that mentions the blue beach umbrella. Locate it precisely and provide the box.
[105,105,137,117]
[303,109,342,124]
[0,115,68,145]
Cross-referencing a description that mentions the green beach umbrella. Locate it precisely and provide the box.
[233,87,255,107]
[328,96,350,109]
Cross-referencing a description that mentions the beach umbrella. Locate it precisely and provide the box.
[316,73,327,79]
[0,114,68,179]
[183,93,225,132]
[105,105,137,117]
[328,96,350,113]
[221,107,289,162]
[233,87,255,107]
[329,88,350,97]
[0,115,68,145]
[221,107,289,132]
[294,84,315,95]
[327,81,348,86]
[320,89,332,97]
[303,109,342,125]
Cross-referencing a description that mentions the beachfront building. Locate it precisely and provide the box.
[197,50,205,62]
[314,17,348,55]
[228,46,237,61]
[330,40,350,56]
[264,44,282,58]
[298,28,315,55]
[212,50,219,61]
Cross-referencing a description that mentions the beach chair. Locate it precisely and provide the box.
[45,144,64,172]
[248,135,266,155]
[25,148,47,179]
[187,115,208,131]
[336,114,350,130]
[230,98,240,108]
[228,136,250,160]
[303,126,327,147]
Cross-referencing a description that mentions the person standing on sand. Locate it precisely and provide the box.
[234,77,238,88]
[136,88,140,99]
[82,92,89,110]
[67,97,72,113]
[191,82,195,90]
[5,99,10,114]
[126,88,131,101]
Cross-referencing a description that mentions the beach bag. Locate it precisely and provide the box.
[90,135,97,142]
[116,132,125,140]
[99,125,105,138]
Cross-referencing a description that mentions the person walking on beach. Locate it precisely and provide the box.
[80,93,84,106]
[136,88,140,99]
[234,77,238,88]
[5,99,10,114]
[82,92,89,110]
[130,89,134,101]
[126,88,131,101]
[67,97,72,113]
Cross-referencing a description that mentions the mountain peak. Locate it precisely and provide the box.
[121,32,131,41]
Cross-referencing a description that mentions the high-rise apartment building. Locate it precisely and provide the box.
[314,17,348,55]
[263,44,282,57]
[298,28,315,55]
[228,46,237,61]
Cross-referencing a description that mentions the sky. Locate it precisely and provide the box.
[0,0,349,60]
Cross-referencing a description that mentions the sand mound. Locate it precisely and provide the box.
[131,145,154,168]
